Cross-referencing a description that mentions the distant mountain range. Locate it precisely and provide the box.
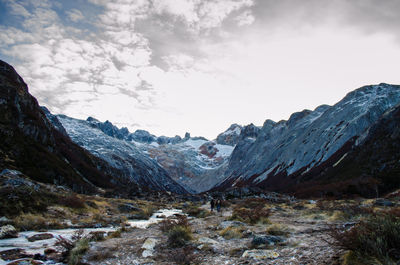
[1,59,400,198]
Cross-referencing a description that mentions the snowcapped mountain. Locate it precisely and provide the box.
[216,124,243,146]
[56,116,236,193]
[53,115,187,194]
[214,83,400,195]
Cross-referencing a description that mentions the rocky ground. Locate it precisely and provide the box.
[1,190,399,265]
[82,200,349,265]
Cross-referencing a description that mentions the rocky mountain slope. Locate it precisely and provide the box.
[57,116,236,193]
[215,83,400,196]
[55,115,187,194]
[0,60,186,195]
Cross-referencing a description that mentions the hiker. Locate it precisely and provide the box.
[216,199,221,212]
[210,198,215,212]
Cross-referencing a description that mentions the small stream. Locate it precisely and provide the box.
[0,208,182,264]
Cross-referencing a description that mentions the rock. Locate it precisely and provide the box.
[0,216,11,225]
[198,237,218,245]
[252,234,285,247]
[242,249,279,259]
[0,225,18,239]
[141,238,158,258]
[27,233,54,242]
[118,203,141,213]
[375,199,395,207]
[0,248,33,261]
[6,258,44,265]
[218,220,246,230]
[88,231,106,241]
[44,248,56,255]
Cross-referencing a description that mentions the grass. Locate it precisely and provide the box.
[266,223,290,236]
[68,238,90,265]
[183,204,211,218]
[219,226,244,239]
[167,226,193,247]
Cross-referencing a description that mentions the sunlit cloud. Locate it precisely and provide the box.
[1,0,400,139]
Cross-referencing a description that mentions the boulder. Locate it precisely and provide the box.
[375,199,395,207]
[0,216,11,226]
[0,225,18,239]
[242,249,279,259]
[118,203,141,213]
[218,220,246,230]
[0,248,33,261]
[27,233,54,242]
[252,234,284,247]
[141,238,158,258]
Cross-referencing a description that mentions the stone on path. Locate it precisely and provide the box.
[242,249,279,259]
[141,238,158,258]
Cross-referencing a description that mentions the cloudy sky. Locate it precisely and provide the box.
[1,0,400,139]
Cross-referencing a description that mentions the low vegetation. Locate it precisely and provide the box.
[331,210,400,265]
[160,215,193,248]
[230,198,271,224]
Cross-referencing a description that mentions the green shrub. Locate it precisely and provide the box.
[331,213,400,264]
[184,205,210,218]
[167,225,193,247]
[68,238,90,265]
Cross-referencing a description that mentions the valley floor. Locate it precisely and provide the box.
[83,201,343,265]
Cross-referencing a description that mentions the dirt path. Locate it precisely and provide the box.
[83,203,343,265]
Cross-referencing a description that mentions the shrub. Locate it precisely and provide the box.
[231,206,271,224]
[167,225,193,247]
[164,246,198,265]
[219,227,244,239]
[56,230,90,265]
[266,224,290,236]
[160,215,189,233]
[59,195,85,209]
[184,205,210,218]
[330,213,400,264]
[13,213,62,230]
[68,238,90,265]
[106,229,122,239]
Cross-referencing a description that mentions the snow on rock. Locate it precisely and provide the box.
[217,83,400,190]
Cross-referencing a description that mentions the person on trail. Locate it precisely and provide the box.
[210,198,215,212]
[216,199,221,213]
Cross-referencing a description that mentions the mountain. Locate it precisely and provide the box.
[216,124,242,146]
[56,117,236,193]
[0,60,115,194]
[54,115,187,194]
[0,60,186,196]
[214,83,400,197]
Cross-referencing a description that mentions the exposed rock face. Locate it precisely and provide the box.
[57,115,235,193]
[216,124,242,146]
[290,103,400,197]
[0,60,186,195]
[215,84,400,196]
[57,115,187,194]
[0,60,117,193]
[199,142,218,158]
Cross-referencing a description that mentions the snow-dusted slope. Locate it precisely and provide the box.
[57,115,187,194]
[216,83,400,191]
[58,116,236,193]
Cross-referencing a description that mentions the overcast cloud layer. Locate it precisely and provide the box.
[1,0,400,138]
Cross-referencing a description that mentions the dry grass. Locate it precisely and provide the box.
[266,223,291,236]
[219,226,244,239]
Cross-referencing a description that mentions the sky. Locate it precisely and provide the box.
[1,0,400,139]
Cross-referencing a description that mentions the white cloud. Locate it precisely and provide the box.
[66,9,84,22]
[2,0,400,139]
